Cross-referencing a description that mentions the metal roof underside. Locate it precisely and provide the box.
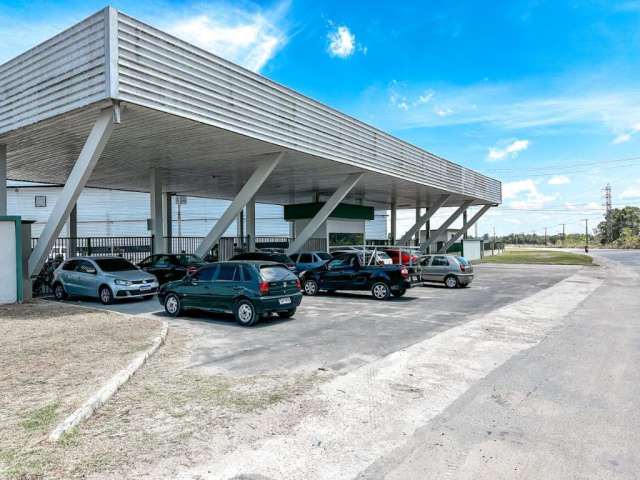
[0,7,501,210]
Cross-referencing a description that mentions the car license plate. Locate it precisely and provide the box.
[279,297,292,305]
[139,285,152,291]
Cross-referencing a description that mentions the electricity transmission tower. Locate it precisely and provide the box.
[601,183,612,242]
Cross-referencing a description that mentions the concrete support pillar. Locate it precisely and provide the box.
[163,192,173,253]
[439,205,492,253]
[150,169,164,254]
[246,197,256,251]
[415,207,421,246]
[390,205,397,244]
[0,144,6,216]
[398,194,450,246]
[236,210,244,238]
[68,204,78,257]
[421,200,473,253]
[463,210,469,239]
[29,106,116,277]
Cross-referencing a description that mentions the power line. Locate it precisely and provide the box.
[484,155,640,173]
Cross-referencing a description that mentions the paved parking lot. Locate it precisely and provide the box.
[58,263,580,376]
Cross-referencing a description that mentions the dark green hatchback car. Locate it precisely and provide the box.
[157,261,302,326]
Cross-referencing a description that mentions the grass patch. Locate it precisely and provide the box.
[20,402,60,432]
[482,249,594,266]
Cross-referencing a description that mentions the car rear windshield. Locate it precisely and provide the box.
[317,252,332,260]
[260,266,297,282]
[176,254,202,266]
[95,258,137,272]
[456,256,470,265]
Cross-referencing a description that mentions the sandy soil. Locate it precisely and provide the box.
[0,301,161,480]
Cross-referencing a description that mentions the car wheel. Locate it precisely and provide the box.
[303,279,319,296]
[371,282,391,300]
[53,282,67,300]
[235,299,258,327]
[164,293,182,317]
[278,308,296,319]
[444,275,459,289]
[392,288,406,297]
[99,286,114,304]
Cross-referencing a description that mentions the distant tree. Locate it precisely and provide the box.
[597,206,640,244]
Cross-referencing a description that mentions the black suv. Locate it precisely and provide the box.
[300,252,417,300]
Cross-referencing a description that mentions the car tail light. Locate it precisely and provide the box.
[400,267,409,278]
[295,278,301,290]
[259,281,270,295]
[460,264,467,272]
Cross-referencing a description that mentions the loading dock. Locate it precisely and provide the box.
[0,7,501,292]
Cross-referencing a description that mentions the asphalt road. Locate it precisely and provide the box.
[58,263,579,376]
[358,249,640,480]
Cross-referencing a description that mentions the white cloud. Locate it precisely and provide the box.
[417,90,435,104]
[487,139,529,161]
[164,2,288,72]
[548,175,571,185]
[612,123,640,144]
[327,25,358,58]
[434,107,453,117]
[620,187,640,199]
[502,179,558,209]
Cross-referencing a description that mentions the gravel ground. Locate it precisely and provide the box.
[0,301,162,480]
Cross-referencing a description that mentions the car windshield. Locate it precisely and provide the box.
[456,256,470,265]
[317,252,332,260]
[260,266,297,281]
[175,254,202,266]
[271,254,294,264]
[95,258,137,272]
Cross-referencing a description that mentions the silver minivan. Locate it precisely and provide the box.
[52,256,159,304]
[418,254,474,288]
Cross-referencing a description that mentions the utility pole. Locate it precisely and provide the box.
[492,226,496,256]
[601,183,612,243]
[544,227,547,247]
[562,224,565,248]
[584,219,589,251]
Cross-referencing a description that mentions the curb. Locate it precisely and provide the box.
[48,320,169,442]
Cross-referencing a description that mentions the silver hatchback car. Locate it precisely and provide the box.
[418,254,474,288]
[52,256,159,304]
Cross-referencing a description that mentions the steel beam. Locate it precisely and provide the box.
[195,152,283,257]
[421,200,473,254]
[398,194,450,245]
[246,197,256,251]
[0,144,6,216]
[286,173,363,255]
[438,205,492,253]
[28,107,116,277]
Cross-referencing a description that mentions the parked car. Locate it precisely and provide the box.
[383,248,420,265]
[290,251,333,271]
[330,248,393,266]
[418,254,474,288]
[158,261,302,326]
[52,256,159,304]
[230,251,297,273]
[300,252,418,300]
[138,253,206,285]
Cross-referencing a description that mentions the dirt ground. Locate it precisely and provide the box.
[0,301,161,480]
[0,301,326,479]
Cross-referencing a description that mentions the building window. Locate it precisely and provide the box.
[34,195,47,208]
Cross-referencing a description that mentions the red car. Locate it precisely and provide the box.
[383,248,419,265]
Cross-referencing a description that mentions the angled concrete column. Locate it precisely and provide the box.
[195,152,283,258]
[438,205,492,253]
[150,169,164,254]
[390,205,397,244]
[286,173,364,255]
[398,194,450,245]
[164,192,173,253]
[68,204,78,257]
[246,197,256,251]
[414,208,421,246]
[0,144,6,216]
[29,106,116,276]
[421,200,473,253]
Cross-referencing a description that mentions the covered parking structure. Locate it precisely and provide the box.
[0,7,501,280]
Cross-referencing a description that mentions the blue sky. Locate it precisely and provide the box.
[2,0,640,236]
